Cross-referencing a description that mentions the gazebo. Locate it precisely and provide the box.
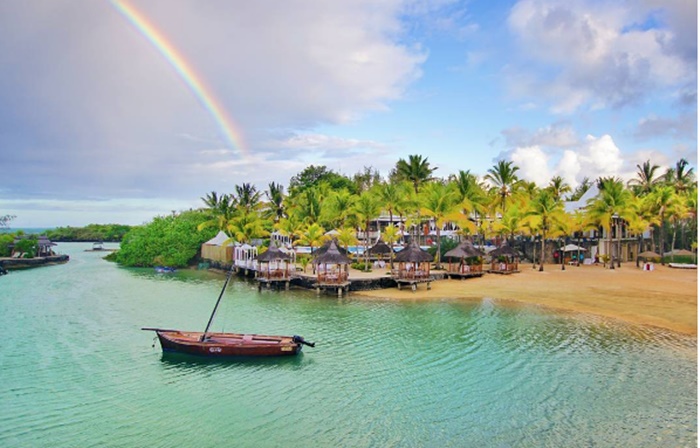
[444,240,484,278]
[559,243,587,266]
[313,239,352,297]
[368,239,392,268]
[487,242,520,274]
[255,242,295,290]
[234,243,258,271]
[392,241,434,291]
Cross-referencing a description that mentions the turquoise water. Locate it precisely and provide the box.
[0,243,696,447]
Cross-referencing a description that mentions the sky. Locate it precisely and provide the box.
[0,0,696,228]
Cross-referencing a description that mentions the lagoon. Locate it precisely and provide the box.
[0,243,696,447]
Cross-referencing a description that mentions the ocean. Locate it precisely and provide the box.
[0,242,696,447]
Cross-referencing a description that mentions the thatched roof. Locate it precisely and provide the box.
[665,249,695,257]
[394,241,433,263]
[313,238,348,257]
[256,242,292,262]
[368,239,392,255]
[444,241,483,259]
[313,239,352,265]
[489,242,519,258]
[638,251,661,259]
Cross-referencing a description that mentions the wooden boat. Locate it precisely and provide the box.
[143,328,312,357]
[143,265,314,358]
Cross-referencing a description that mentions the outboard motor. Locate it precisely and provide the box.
[293,335,315,348]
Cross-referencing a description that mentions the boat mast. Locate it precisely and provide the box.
[201,264,236,341]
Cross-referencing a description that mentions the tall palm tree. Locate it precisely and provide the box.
[336,227,359,257]
[648,185,683,264]
[235,183,262,212]
[626,196,660,268]
[275,214,304,247]
[485,160,520,213]
[296,223,327,255]
[547,176,572,201]
[353,191,382,269]
[381,225,401,269]
[227,210,270,244]
[627,160,662,196]
[395,154,436,194]
[527,189,565,271]
[664,158,695,194]
[198,192,237,232]
[264,182,286,223]
[587,177,633,269]
[450,170,485,239]
[322,189,357,230]
[419,182,460,269]
[374,181,411,243]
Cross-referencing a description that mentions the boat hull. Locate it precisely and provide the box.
[151,329,303,357]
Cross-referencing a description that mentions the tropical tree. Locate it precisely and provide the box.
[264,182,286,223]
[198,192,237,232]
[322,189,357,229]
[527,189,565,271]
[296,222,327,260]
[587,177,633,269]
[235,183,262,213]
[226,210,269,244]
[568,177,592,201]
[353,191,382,269]
[336,227,359,259]
[419,182,460,269]
[394,154,436,193]
[627,160,662,196]
[648,185,683,264]
[485,160,520,213]
[664,158,695,194]
[547,176,572,201]
[374,181,411,244]
[626,196,660,268]
[381,225,401,269]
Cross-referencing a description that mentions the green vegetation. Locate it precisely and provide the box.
[106,210,216,268]
[46,224,133,242]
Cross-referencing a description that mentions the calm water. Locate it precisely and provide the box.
[0,243,696,447]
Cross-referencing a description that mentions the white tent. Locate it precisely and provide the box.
[560,244,587,252]
[204,231,233,246]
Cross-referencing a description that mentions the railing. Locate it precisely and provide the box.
[447,264,483,274]
[316,272,349,284]
[257,269,294,280]
[490,262,518,272]
[391,269,431,280]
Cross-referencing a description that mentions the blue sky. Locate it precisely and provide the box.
[0,0,696,227]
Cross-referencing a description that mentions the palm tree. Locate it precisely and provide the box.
[627,160,662,196]
[374,181,411,243]
[450,170,485,239]
[547,176,572,201]
[587,177,633,269]
[551,213,574,270]
[381,225,401,269]
[626,196,660,268]
[264,182,286,223]
[485,160,520,213]
[648,186,683,264]
[297,223,327,255]
[275,214,304,247]
[664,158,695,194]
[226,210,270,244]
[322,189,357,230]
[198,192,237,232]
[527,189,565,271]
[235,183,262,212]
[353,191,382,270]
[570,209,596,266]
[336,227,359,257]
[394,154,436,194]
[419,182,460,269]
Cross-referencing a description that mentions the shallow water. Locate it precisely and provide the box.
[0,243,696,447]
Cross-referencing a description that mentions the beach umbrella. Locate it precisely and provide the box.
[444,241,484,259]
[313,240,352,265]
[559,244,586,252]
[638,251,661,259]
[394,241,433,263]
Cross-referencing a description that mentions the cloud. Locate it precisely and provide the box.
[510,146,551,186]
[506,0,696,112]
[633,112,698,140]
[0,0,426,202]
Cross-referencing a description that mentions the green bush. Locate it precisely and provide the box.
[107,210,216,267]
[14,236,37,258]
[351,261,372,271]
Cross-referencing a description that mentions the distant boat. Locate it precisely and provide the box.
[154,266,176,273]
[143,266,314,358]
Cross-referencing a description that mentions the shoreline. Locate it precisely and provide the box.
[350,263,697,336]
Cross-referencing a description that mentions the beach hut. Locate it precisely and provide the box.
[559,243,588,266]
[255,242,295,290]
[201,231,235,263]
[368,239,392,268]
[487,242,520,274]
[444,240,484,278]
[392,241,434,290]
[313,239,352,297]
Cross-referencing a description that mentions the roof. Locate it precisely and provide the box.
[313,238,348,257]
[444,241,484,258]
[313,239,352,265]
[489,242,519,258]
[394,241,433,263]
[564,186,599,213]
[368,239,392,255]
[256,242,292,262]
[203,231,233,246]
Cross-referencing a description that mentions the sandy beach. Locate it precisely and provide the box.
[351,263,698,336]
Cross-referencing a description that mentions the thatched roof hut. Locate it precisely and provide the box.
[368,239,392,256]
[313,238,349,257]
[314,239,352,265]
[487,242,520,274]
[313,239,351,284]
[256,241,292,262]
[394,241,433,263]
[444,241,483,259]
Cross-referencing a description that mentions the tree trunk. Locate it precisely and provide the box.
[659,219,666,265]
[436,227,442,269]
[532,237,537,269]
[539,234,545,271]
[671,219,678,264]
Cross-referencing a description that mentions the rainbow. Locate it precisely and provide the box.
[110,0,247,157]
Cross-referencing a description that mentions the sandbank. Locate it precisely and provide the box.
[351,263,698,336]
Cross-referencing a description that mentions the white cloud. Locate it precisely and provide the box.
[510,145,551,186]
[506,0,696,112]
